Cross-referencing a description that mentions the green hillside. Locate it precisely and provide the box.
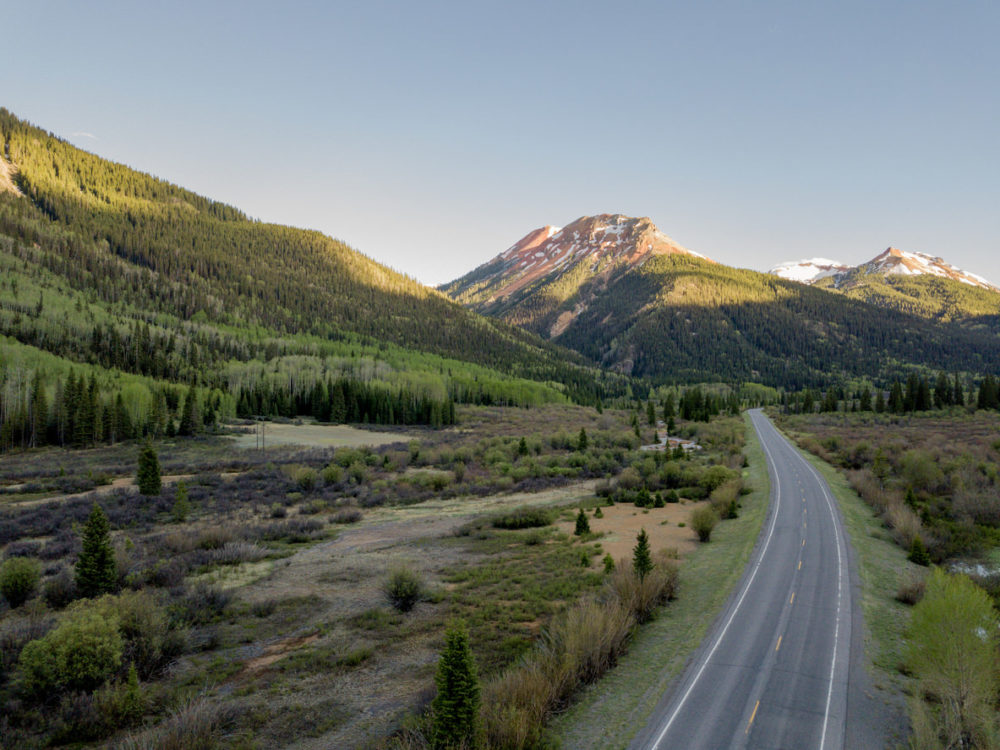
[0,109,622,451]
[815,272,1000,325]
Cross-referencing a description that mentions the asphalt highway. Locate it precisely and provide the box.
[630,409,853,750]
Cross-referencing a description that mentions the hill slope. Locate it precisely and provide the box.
[0,109,614,404]
[445,216,1000,387]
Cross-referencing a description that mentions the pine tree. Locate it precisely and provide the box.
[953,373,965,407]
[431,621,480,749]
[29,371,47,448]
[646,399,656,426]
[172,481,190,522]
[633,528,653,580]
[76,503,117,598]
[137,441,161,495]
[875,389,886,413]
[178,387,201,436]
[577,427,588,451]
[575,508,590,536]
[859,389,872,412]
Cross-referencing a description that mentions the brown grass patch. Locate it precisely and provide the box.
[556,501,707,562]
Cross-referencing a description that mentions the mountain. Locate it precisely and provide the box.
[769,258,851,284]
[772,247,1000,322]
[441,214,708,336]
[444,215,1000,387]
[772,247,998,291]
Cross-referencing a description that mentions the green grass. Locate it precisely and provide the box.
[550,412,770,748]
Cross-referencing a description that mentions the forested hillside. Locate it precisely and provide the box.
[0,109,622,451]
[448,242,1000,388]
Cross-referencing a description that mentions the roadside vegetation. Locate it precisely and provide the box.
[0,403,747,748]
[779,409,1000,748]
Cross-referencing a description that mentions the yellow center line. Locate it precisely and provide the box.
[790,592,795,604]
[746,700,760,734]
[798,560,802,570]
[802,539,806,547]
[775,635,783,652]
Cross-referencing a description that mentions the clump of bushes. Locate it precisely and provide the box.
[491,506,552,530]
[383,566,424,612]
[1,556,41,608]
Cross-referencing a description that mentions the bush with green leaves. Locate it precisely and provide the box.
[171,481,190,523]
[690,506,720,542]
[0,556,41,608]
[17,609,123,697]
[383,567,424,612]
[490,506,552,530]
[906,569,1000,748]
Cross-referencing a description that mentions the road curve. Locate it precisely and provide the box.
[630,409,853,750]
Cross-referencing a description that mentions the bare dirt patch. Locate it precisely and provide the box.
[228,421,408,449]
[558,501,708,564]
[240,633,320,676]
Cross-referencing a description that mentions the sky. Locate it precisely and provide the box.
[3,1,998,285]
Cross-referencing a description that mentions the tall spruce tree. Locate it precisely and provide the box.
[137,441,162,495]
[431,621,480,749]
[76,503,117,597]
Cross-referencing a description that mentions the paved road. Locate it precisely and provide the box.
[630,409,853,750]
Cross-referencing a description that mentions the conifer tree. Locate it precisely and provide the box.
[172,481,190,522]
[647,399,656,426]
[178,387,201,436]
[137,441,161,495]
[633,528,653,580]
[76,503,117,598]
[431,621,480,749]
[575,508,590,536]
[577,427,588,451]
[29,371,47,448]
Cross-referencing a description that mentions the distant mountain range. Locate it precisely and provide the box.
[444,215,1000,386]
[770,247,998,291]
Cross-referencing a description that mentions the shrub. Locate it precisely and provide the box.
[594,506,603,519]
[690,506,719,542]
[610,552,679,622]
[44,568,78,609]
[95,663,145,728]
[0,556,41,607]
[321,464,343,484]
[332,508,363,524]
[907,536,931,566]
[491,506,552,530]
[293,467,318,492]
[896,575,927,605]
[603,554,615,573]
[383,567,423,612]
[17,609,123,697]
[112,698,230,750]
[269,503,288,519]
[574,508,591,536]
[906,569,1000,746]
[710,479,741,519]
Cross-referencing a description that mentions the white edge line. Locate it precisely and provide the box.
[649,412,782,750]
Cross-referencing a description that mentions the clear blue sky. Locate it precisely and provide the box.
[4,1,998,285]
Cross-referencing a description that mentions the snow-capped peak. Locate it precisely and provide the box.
[769,258,850,284]
[769,247,998,292]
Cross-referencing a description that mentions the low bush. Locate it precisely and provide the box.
[709,479,742,520]
[895,575,926,605]
[112,697,232,750]
[331,508,363,524]
[383,567,424,612]
[0,556,41,607]
[608,552,679,623]
[490,506,552,530]
[17,609,123,697]
[690,506,719,542]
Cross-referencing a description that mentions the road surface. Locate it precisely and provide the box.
[630,409,853,750]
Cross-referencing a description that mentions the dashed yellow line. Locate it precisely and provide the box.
[790,592,795,605]
[802,539,806,547]
[798,560,802,570]
[775,635,783,652]
[745,700,760,734]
